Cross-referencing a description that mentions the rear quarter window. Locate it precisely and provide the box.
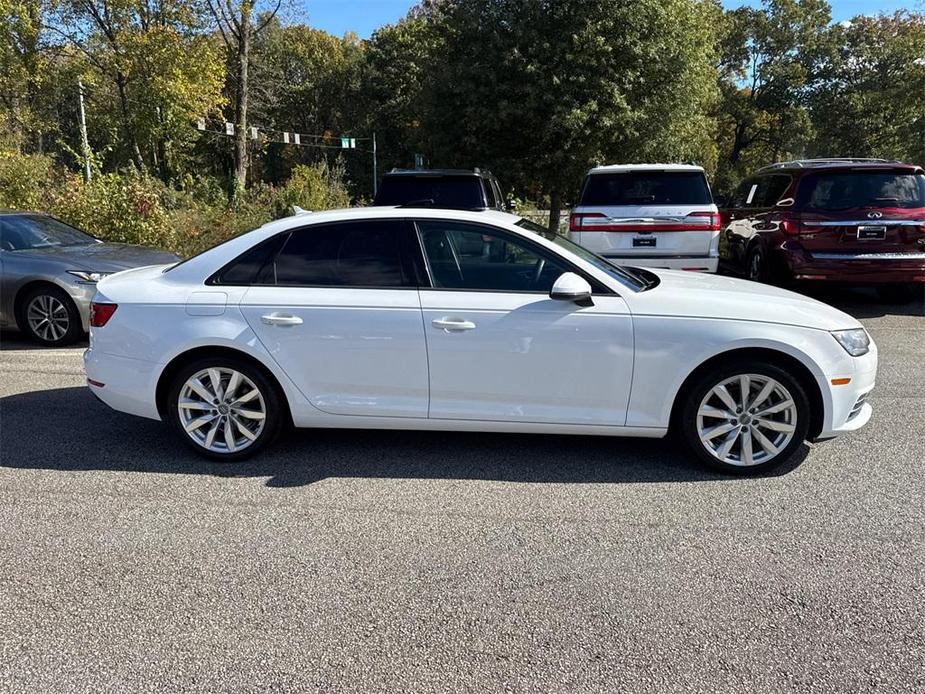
[580,171,712,206]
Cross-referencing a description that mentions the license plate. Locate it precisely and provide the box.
[857,225,886,240]
[633,237,657,248]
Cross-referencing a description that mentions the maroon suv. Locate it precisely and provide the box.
[719,159,925,301]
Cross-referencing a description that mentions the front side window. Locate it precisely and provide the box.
[0,215,96,250]
[417,221,570,292]
[274,220,409,287]
[797,171,925,211]
[580,171,712,206]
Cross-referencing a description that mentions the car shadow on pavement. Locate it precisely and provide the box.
[0,329,88,351]
[792,285,924,320]
[0,386,808,486]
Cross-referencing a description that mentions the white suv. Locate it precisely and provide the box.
[568,164,720,272]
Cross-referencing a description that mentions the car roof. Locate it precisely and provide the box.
[384,168,495,178]
[587,163,705,174]
[757,158,923,173]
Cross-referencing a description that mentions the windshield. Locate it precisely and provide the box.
[375,176,485,209]
[580,171,712,206]
[797,171,925,211]
[514,218,647,291]
[0,215,97,250]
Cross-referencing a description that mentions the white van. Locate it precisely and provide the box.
[568,164,720,272]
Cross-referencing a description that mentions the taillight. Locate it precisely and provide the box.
[90,302,117,327]
[688,211,721,231]
[780,219,803,236]
[569,212,607,231]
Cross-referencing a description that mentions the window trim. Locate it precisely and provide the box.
[411,219,614,296]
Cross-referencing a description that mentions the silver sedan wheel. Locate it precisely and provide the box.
[696,373,798,467]
[177,367,266,454]
[27,294,70,342]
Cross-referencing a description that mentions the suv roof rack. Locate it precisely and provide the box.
[758,158,901,171]
[387,167,492,176]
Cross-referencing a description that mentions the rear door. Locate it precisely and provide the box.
[238,219,430,418]
[569,169,718,265]
[793,168,925,257]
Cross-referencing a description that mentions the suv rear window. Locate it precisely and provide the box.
[797,171,925,211]
[375,176,485,208]
[580,171,712,206]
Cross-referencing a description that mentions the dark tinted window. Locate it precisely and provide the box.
[0,215,95,250]
[275,220,409,287]
[210,235,285,285]
[731,179,755,208]
[756,175,791,206]
[797,171,925,210]
[580,171,712,206]
[375,176,485,208]
[418,221,569,292]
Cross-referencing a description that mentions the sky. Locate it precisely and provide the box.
[302,0,919,39]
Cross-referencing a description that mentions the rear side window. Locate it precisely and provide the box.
[275,220,410,287]
[797,171,925,211]
[375,176,485,209]
[210,235,285,285]
[580,171,712,206]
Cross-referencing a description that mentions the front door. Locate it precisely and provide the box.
[240,219,429,418]
[416,220,634,426]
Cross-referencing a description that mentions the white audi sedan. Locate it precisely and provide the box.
[84,208,876,473]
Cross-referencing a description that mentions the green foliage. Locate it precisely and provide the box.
[0,149,56,208]
[273,161,351,218]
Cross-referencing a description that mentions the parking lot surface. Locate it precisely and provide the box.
[1,287,923,693]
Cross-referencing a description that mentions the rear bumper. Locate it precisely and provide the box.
[84,347,161,420]
[774,243,925,283]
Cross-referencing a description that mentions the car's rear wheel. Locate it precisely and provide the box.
[746,246,769,283]
[680,361,810,474]
[18,285,83,346]
[167,357,283,461]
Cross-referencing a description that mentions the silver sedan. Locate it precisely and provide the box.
[0,212,179,345]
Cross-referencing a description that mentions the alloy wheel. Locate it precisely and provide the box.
[696,373,798,467]
[27,294,70,343]
[177,367,266,454]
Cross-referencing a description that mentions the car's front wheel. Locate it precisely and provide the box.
[167,357,283,461]
[680,361,810,474]
[19,285,83,346]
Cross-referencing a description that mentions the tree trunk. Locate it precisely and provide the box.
[547,189,562,234]
[116,74,144,171]
[231,12,251,203]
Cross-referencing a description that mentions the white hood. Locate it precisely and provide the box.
[627,269,862,332]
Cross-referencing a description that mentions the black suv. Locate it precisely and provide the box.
[373,169,507,210]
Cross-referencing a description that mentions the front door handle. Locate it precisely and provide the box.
[432,318,476,332]
[261,312,303,327]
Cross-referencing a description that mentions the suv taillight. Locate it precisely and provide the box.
[90,302,117,327]
[780,219,803,236]
[689,211,721,231]
[569,212,607,231]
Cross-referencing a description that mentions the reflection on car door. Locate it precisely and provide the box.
[239,219,429,418]
[416,220,634,426]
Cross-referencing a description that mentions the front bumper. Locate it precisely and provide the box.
[818,343,878,439]
[775,243,925,283]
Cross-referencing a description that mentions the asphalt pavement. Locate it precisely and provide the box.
[1,286,923,693]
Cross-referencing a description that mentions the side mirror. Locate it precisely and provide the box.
[550,272,593,306]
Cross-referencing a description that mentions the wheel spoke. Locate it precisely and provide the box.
[712,385,738,412]
[208,368,224,401]
[178,399,211,411]
[204,419,221,448]
[755,399,794,417]
[184,414,215,432]
[749,380,775,410]
[738,375,751,409]
[232,388,259,406]
[224,419,236,452]
[702,421,737,440]
[233,417,257,441]
[741,428,755,465]
[234,407,265,421]
[754,417,795,434]
[751,426,779,455]
[225,371,242,400]
[188,378,214,403]
[699,405,732,419]
[716,428,741,459]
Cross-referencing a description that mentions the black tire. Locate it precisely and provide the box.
[678,359,811,475]
[166,356,284,461]
[17,285,83,346]
[746,245,769,283]
[876,283,922,304]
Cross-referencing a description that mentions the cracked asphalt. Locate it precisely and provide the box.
[1,286,923,693]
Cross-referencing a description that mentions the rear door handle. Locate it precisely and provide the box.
[432,318,476,332]
[261,312,303,327]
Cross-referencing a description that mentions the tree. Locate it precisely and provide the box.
[422,0,719,231]
[206,0,281,201]
[809,12,925,164]
[715,0,833,192]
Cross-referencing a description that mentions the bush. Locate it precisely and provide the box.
[0,150,57,210]
[273,161,351,218]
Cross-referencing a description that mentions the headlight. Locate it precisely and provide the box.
[831,328,870,357]
[67,271,112,283]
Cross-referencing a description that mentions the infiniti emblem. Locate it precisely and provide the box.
[867,211,883,219]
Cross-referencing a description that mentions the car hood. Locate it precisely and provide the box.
[10,242,180,270]
[629,269,862,332]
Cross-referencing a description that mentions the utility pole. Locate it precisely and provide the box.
[77,80,91,183]
[372,131,378,197]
